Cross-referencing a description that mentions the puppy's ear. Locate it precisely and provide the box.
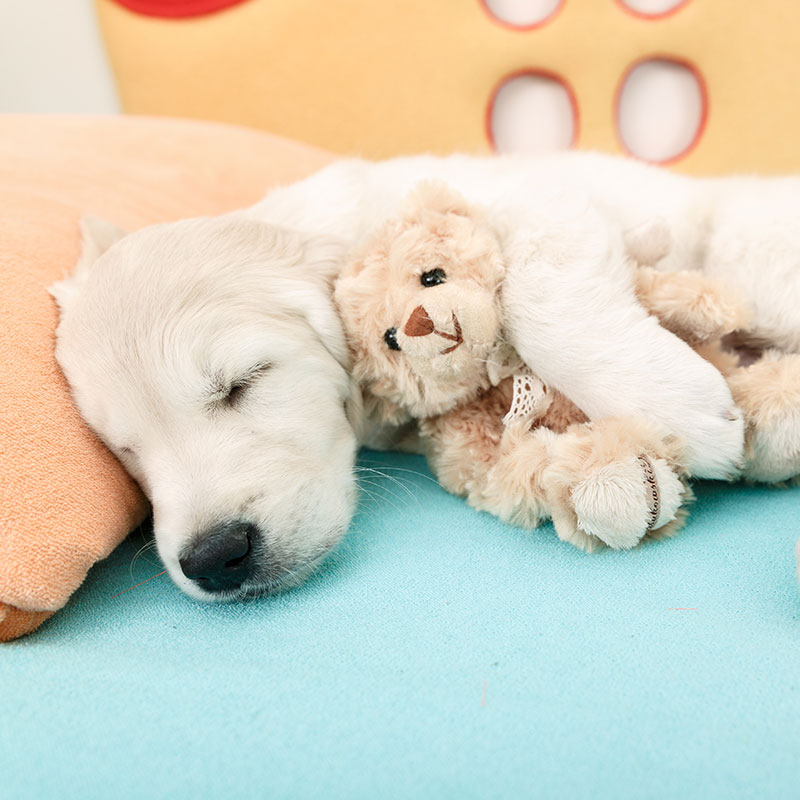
[402,180,475,222]
[302,234,349,288]
[289,233,352,369]
[48,216,127,314]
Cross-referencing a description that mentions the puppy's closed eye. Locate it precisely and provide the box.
[216,362,274,407]
[226,379,249,406]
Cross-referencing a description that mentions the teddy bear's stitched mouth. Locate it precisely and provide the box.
[436,314,463,355]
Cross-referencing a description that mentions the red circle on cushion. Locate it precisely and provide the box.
[614,0,690,21]
[109,0,250,18]
[613,54,708,165]
[479,0,565,32]
[485,69,580,152]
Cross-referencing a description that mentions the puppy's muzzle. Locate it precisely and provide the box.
[179,520,258,593]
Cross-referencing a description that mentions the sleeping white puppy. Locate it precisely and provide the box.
[51,216,359,600]
[51,152,800,599]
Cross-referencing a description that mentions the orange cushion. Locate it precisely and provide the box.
[0,115,332,641]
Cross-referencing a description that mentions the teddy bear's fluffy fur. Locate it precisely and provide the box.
[335,183,800,551]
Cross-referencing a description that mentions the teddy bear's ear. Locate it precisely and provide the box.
[337,216,401,280]
[401,180,475,222]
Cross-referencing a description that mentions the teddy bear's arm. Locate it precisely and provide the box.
[418,389,553,532]
[419,385,689,552]
[634,267,752,345]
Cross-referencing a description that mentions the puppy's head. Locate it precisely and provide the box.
[334,182,510,424]
[50,215,358,601]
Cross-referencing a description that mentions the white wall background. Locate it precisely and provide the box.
[0,0,119,113]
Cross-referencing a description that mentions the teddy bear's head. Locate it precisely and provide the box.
[335,182,511,423]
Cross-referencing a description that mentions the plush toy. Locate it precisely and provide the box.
[334,182,800,551]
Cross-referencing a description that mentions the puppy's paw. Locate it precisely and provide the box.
[678,404,745,481]
[624,328,745,480]
[570,455,683,549]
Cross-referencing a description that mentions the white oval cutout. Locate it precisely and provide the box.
[618,0,687,17]
[617,59,705,163]
[488,73,576,154]
[482,0,562,28]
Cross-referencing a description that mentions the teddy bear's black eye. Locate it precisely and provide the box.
[420,268,446,287]
[383,327,401,351]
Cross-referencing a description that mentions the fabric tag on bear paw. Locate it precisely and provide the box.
[636,455,661,532]
[502,373,549,428]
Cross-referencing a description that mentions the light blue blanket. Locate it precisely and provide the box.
[3,451,799,800]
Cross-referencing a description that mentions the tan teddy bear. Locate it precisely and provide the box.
[334,182,800,551]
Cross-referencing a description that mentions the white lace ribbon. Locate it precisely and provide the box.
[502,373,550,428]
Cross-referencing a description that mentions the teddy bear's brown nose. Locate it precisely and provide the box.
[404,305,435,337]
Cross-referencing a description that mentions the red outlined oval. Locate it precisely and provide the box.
[486,69,579,154]
[479,0,565,32]
[614,55,708,165]
[109,0,249,18]
[615,0,690,21]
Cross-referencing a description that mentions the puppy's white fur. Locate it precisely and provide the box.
[249,153,800,478]
[51,216,358,600]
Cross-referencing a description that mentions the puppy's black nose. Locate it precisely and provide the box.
[179,521,257,593]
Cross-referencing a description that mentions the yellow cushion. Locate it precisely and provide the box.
[97,0,800,173]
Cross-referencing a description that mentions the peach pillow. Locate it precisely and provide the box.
[0,115,332,641]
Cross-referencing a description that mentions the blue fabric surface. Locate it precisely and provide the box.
[2,450,799,800]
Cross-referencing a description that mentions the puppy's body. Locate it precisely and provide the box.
[251,152,800,477]
[253,153,800,353]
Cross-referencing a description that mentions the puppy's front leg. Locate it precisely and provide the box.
[500,211,744,479]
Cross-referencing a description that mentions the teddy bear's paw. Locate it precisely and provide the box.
[549,506,605,553]
[730,352,800,483]
[675,287,751,344]
[560,527,605,554]
[570,456,683,549]
[647,499,692,541]
[742,409,800,483]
